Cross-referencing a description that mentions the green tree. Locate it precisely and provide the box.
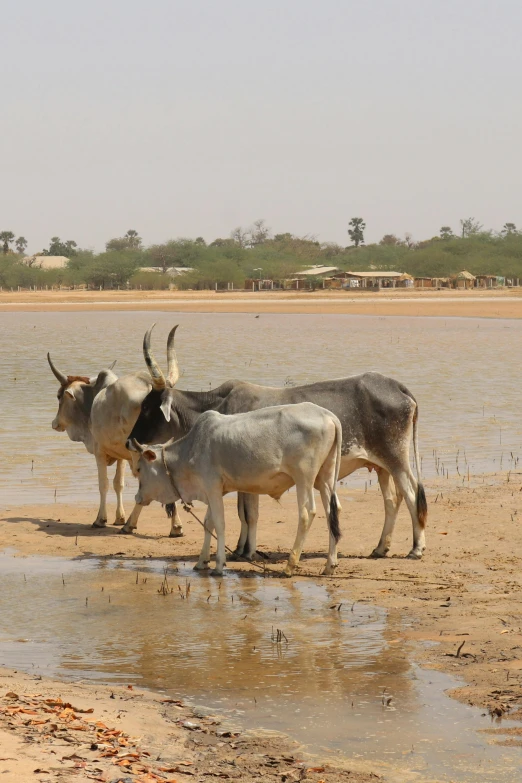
[440,226,453,240]
[502,222,517,235]
[460,217,483,238]
[106,229,142,252]
[380,234,400,246]
[124,229,142,248]
[85,252,140,289]
[348,217,366,247]
[42,237,78,256]
[0,231,15,254]
[15,236,28,254]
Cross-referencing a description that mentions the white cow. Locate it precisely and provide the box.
[129,402,343,577]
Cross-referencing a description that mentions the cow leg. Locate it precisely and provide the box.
[120,503,144,534]
[392,469,426,560]
[194,508,213,570]
[169,503,184,538]
[113,460,126,525]
[207,495,226,576]
[370,470,403,558]
[92,454,109,528]
[232,494,259,560]
[284,482,316,577]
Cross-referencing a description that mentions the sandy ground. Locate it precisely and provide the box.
[0,667,376,783]
[2,288,522,318]
[1,473,522,780]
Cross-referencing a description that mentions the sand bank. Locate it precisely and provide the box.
[2,288,522,318]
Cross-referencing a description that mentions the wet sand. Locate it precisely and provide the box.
[0,667,377,783]
[1,473,522,780]
[2,287,522,318]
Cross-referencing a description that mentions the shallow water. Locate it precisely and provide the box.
[0,553,519,782]
[0,311,521,506]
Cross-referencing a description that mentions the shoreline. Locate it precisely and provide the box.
[2,288,522,317]
[0,666,377,783]
[2,474,522,778]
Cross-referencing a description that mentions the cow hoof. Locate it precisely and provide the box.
[406,549,423,560]
[282,569,293,578]
[322,564,338,576]
[210,569,224,577]
[193,561,210,571]
[228,550,243,561]
[113,518,126,526]
[92,520,107,528]
[119,527,134,535]
[169,529,184,538]
[369,548,388,559]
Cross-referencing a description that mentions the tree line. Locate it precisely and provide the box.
[1,218,522,290]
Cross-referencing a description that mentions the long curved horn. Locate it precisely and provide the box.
[47,352,67,386]
[166,325,180,387]
[143,324,166,389]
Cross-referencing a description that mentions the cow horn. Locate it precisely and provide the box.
[166,325,180,387]
[143,324,166,389]
[47,353,67,386]
[127,437,144,453]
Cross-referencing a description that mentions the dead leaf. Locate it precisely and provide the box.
[5,692,19,699]
[307,768,325,773]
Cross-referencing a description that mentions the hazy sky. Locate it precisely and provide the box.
[2,0,521,252]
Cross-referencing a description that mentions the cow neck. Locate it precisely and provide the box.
[161,446,191,510]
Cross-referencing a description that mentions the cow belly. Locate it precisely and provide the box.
[222,471,294,499]
[338,453,387,480]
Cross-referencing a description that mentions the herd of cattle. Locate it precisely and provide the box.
[48,325,427,576]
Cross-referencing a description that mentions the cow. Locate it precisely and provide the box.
[128,402,343,577]
[47,355,128,525]
[48,326,239,535]
[128,341,427,560]
[217,374,427,561]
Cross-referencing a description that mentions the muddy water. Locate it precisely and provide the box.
[1,311,521,507]
[0,553,519,782]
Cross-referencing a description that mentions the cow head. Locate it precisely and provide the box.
[47,353,116,448]
[142,324,180,422]
[127,438,178,507]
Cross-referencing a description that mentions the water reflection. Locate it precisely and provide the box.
[0,554,519,781]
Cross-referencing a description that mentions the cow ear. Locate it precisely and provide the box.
[65,388,75,399]
[143,449,157,462]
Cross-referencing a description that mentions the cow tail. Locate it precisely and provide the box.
[413,403,428,529]
[327,416,342,544]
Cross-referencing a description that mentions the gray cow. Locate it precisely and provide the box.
[128,402,342,577]
[128,333,427,560]
[217,374,427,561]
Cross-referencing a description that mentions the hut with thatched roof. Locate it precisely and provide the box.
[452,270,476,289]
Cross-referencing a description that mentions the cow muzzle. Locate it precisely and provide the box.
[52,419,65,432]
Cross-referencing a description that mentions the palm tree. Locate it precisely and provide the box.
[15,236,28,255]
[124,229,142,249]
[0,231,15,254]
